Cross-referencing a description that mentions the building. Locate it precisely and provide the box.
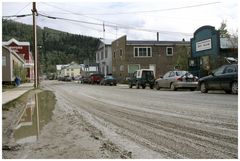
[111,35,190,82]
[2,46,25,84]
[189,25,238,77]
[96,40,112,76]
[58,62,81,78]
[2,38,34,82]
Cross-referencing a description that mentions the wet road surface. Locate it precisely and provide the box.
[41,80,238,159]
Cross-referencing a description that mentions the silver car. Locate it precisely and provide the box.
[155,71,198,91]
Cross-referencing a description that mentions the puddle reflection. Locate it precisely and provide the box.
[14,91,56,144]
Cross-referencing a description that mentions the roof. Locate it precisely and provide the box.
[2,46,25,63]
[2,38,30,46]
[127,40,190,46]
[58,62,80,70]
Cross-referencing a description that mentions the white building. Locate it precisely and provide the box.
[57,62,80,78]
[96,40,112,76]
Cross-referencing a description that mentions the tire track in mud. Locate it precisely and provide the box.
[68,95,237,158]
[44,82,237,159]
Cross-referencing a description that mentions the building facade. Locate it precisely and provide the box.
[2,38,34,82]
[58,62,81,78]
[189,25,238,77]
[96,41,112,76]
[2,46,25,83]
[111,35,190,82]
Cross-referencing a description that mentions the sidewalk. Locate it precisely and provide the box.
[2,83,34,105]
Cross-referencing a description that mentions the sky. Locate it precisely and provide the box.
[2,0,239,42]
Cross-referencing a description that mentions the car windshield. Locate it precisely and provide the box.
[213,66,225,76]
[176,71,187,76]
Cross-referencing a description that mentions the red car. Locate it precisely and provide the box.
[89,74,104,84]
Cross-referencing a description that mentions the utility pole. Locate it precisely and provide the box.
[32,2,38,88]
[103,22,106,76]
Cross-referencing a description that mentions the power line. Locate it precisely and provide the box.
[2,2,31,20]
[2,14,32,18]
[40,2,193,36]
[70,2,220,15]
[38,12,192,36]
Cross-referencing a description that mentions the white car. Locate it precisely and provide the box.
[155,70,198,91]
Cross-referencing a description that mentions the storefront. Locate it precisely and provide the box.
[188,25,237,78]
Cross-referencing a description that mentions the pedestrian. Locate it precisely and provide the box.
[14,76,20,86]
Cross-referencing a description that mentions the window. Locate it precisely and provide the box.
[2,56,6,66]
[134,47,152,57]
[120,65,124,71]
[134,48,138,57]
[163,71,171,78]
[113,52,116,58]
[120,49,123,57]
[101,51,104,60]
[224,66,236,74]
[169,71,175,77]
[97,53,100,61]
[105,49,108,58]
[166,47,173,56]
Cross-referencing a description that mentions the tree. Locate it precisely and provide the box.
[218,20,230,38]
[175,46,190,70]
[13,64,27,82]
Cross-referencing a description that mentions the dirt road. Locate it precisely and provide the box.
[2,80,238,158]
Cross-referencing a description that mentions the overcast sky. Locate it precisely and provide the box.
[2,0,239,42]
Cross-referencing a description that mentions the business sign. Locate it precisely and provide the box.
[196,39,212,52]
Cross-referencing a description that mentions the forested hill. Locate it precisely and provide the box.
[2,19,100,73]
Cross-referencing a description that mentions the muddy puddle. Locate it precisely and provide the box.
[11,90,56,144]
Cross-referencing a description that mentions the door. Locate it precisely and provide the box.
[208,65,225,89]
[159,71,171,88]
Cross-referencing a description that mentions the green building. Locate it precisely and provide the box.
[189,26,238,77]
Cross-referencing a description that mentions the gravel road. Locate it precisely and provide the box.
[3,80,238,159]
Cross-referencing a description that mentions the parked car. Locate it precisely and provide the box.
[63,75,72,81]
[129,69,155,89]
[198,64,238,94]
[89,73,104,84]
[100,75,117,86]
[80,76,90,84]
[155,70,198,91]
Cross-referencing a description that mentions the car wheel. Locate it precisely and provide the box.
[200,82,208,93]
[129,83,132,88]
[170,83,176,91]
[231,81,238,94]
[150,84,154,89]
[142,85,146,89]
[156,83,160,90]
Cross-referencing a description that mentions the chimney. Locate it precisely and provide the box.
[157,32,159,41]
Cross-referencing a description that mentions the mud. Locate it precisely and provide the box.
[2,86,130,159]
[2,80,238,159]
